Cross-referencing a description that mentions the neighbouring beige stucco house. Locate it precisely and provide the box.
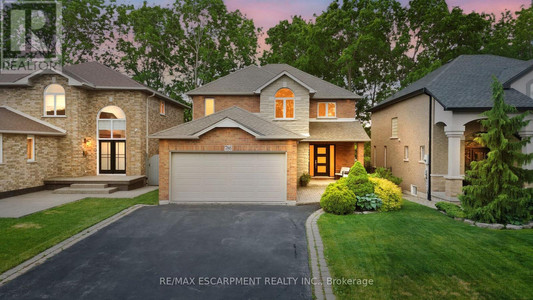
[370,55,533,201]
[151,64,370,204]
[0,62,188,198]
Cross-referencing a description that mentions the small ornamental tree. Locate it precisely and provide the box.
[460,77,533,223]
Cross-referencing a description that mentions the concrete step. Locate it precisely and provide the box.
[53,187,118,194]
[70,183,108,189]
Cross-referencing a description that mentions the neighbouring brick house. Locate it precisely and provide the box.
[370,55,533,201]
[0,62,188,198]
[152,64,370,204]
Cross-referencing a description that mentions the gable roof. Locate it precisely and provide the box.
[0,106,66,136]
[150,106,304,140]
[0,62,189,109]
[371,55,533,112]
[186,64,361,100]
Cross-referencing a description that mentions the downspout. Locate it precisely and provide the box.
[146,92,156,174]
[427,90,433,201]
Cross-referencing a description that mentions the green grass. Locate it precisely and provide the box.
[0,190,158,274]
[317,200,533,300]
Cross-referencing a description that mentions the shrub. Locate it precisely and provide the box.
[299,173,311,187]
[370,167,403,185]
[435,202,465,218]
[344,161,375,197]
[320,182,357,215]
[356,193,382,211]
[369,177,403,211]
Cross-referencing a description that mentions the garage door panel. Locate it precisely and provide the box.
[171,153,286,202]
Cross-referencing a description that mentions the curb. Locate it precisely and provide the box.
[306,209,335,300]
[0,204,151,287]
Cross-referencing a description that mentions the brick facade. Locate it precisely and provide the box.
[159,128,298,201]
[0,74,184,194]
[371,94,430,194]
[191,95,259,120]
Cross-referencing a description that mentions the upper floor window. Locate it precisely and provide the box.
[44,84,65,116]
[98,106,126,139]
[391,117,398,138]
[404,146,409,161]
[420,145,426,162]
[275,88,294,119]
[159,100,166,115]
[317,102,336,118]
[205,98,215,116]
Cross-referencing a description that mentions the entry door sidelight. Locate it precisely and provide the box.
[99,141,126,174]
[314,145,329,176]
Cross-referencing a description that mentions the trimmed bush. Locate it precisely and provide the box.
[369,177,403,211]
[370,167,403,185]
[435,202,465,218]
[356,193,382,211]
[345,161,375,197]
[299,173,311,187]
[320,182,357,215]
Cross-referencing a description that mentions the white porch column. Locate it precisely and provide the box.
[444,126,465,197]
[519,128,533,171]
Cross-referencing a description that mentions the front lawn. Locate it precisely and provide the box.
[318,200,533,299]
[0,190,158,274]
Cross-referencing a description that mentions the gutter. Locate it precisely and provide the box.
[427,89,433,201]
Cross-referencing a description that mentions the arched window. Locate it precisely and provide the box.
[44,84,65,116]
[275,88,294,119]
[98,106,126,139]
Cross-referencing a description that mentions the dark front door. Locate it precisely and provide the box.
[314,145,329,176]
[99,141,126,174]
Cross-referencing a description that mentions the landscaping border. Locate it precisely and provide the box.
[0,204,151,287]
[437,209,533,230]
[306,209,335,300]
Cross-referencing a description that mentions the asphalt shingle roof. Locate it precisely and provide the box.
[187,64,361,100]
[150,106,304,140]
[0,62,189,109]
[303,121,370,142]
[372,55,533,112]
[0,106,66,135]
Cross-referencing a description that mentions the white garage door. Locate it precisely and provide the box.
[170,152,286,202]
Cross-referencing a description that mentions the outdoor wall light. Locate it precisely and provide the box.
[83,138,92,157]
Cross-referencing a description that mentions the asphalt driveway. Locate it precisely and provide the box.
[0,204,319,300]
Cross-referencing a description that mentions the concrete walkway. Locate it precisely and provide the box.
[0,186,159,218]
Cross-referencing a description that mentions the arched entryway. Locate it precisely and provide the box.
[97,106,126,174]
[464,120,489,172]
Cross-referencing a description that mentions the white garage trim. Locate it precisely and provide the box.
[168,151,290,204]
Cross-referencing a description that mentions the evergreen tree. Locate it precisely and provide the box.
[460,78,533,224]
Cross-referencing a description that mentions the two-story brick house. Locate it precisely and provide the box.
[0,62,188,198]
[152,64,370,204]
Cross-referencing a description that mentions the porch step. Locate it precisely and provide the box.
[70,183,108,189]
[53,186,118,194]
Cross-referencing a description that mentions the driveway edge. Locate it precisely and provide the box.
[306,209,335,300]
[0,204,151,287]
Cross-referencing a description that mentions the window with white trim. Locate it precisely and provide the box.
[391,117,398,138]
[27,135,35,162]
[205,98,215,116]
[159,100,166,115]
[98,106,126,139]
[404,146,409,161]
[44,84,65,116]
[317,102,336,118]
[0,133,3,164]
[420,145,426,162]
[274,88,295,119]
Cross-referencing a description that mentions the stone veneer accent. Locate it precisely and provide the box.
[191,95,260,120]
[158,128,298,201]
[0,74,184,193]
[259,75,310,135]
